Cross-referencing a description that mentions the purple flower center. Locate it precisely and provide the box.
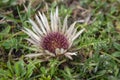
[41,32,69,53]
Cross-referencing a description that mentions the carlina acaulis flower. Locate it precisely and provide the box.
[23,7,85,60]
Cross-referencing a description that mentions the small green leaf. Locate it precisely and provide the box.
[2,26,11,33]
[25,62,35,78]
[2,38,18,49]
[14,60,24,77]
[40,67,47,74]
[7,61,13,77]
[112,51,120,57]
[113,42,120,51]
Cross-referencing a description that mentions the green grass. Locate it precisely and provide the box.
[0,0,120,80]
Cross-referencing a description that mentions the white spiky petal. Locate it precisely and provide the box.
[23,7,85,60]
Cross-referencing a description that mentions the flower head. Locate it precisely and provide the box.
[23,7,85,60]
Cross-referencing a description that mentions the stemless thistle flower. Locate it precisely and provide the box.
[23,7,85,60]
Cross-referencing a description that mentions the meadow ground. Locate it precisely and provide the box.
[0,0,120,80]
